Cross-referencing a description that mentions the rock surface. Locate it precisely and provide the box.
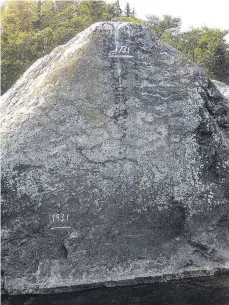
[1,22,229,296]
[212,80,229,100]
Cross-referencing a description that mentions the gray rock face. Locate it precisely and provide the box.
[212,80,229,100]
[1,22,229,295]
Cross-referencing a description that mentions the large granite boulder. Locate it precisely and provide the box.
[1,22,229,297]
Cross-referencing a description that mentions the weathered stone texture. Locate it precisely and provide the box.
[213,79,229,100]
[1,22,229,295]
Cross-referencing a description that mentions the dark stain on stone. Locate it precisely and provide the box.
[13,164,42,173]
[170,199,188,237]
[59,243,68,259]
[217,213,229,227]
[198,80,229,129]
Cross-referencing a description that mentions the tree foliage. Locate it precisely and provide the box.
[146,15,181,37]
[124,2,135,17]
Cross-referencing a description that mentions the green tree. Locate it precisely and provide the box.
[146,14,181,37]
[111,0,122,17]
[124,2,131,17]
[208,43,229,83]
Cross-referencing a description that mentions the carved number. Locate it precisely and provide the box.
[51,213,69,223]
[118,46,130,54]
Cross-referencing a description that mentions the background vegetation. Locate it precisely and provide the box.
[1,0,229,94]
